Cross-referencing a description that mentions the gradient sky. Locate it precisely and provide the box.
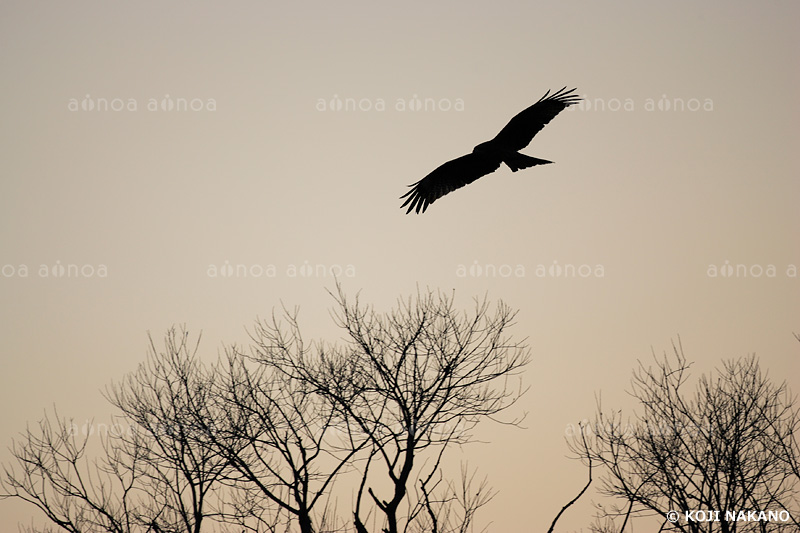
[1,1,799,530]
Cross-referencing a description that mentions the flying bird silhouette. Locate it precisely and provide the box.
[400,87,581,214]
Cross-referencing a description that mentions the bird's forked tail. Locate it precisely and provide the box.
[504,153,553,172]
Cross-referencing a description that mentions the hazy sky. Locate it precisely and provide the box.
[1,1,798,530]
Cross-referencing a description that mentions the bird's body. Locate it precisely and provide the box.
[400,87,580,214]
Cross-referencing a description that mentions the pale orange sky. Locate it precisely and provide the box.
[1,1,799,531]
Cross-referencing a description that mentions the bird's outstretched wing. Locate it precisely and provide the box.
[490,87,580,152]
[400,152,502,214]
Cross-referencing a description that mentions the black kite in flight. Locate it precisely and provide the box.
[400,87,580,214]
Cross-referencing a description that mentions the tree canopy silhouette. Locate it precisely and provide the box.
[1,288,538,533]
[247,285,531,533]
[400,87,580,214]
[569,341,800,533]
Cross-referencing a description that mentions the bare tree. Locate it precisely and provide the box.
[193,333,367,533]
[2,288,535,533]
[255,285,530,533]
[105,327,237,533]
[0,408,143,533]
[410,463,497,533]
[570,341,800,532]
[0,327,251,533]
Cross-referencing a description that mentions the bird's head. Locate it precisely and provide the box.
[472,140,495,154]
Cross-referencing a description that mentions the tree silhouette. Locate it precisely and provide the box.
[0,327,243,533]
[192,329,367,533]
[105,328,236,533]
[0,409,140,533]
[569,341,800,532]
[2,288,536,533]
[254,285,530,533]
